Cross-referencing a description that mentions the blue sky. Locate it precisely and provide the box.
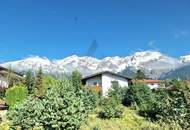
[0,0,190,61]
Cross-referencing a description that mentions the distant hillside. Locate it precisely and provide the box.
[160,64,190,80]
[119,66,136,79]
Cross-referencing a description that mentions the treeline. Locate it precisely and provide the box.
[1,69,190,129]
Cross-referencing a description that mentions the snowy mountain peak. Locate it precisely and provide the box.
[180,55,190,63]
[23,56,51,63]
[0,50,189,79]
[132,51,162,60]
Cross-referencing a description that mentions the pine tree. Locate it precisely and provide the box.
[135,69,147,79]
[7,67,14,87]
[71,70,82,91]
[25,70,35,94]
[35,67,45,98]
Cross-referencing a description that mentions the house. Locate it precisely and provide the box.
[133,79,164,89]
[0,66,23,89]
[82,71,132,96]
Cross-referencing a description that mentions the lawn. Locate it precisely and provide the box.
[80,107,180,130]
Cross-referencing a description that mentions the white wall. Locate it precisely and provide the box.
[85,76,102,87]
[0,78,9,89]
[147,83,159,89]
[102,73,128,96]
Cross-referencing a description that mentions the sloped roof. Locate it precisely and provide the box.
[133,79,163,84]
[82,71,132,81]
[0,66,23,78]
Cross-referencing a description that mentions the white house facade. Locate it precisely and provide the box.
[0,78,9,89]
[82,71,132,96]
[133,80,163,89]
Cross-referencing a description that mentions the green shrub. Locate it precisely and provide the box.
[98,97,124,119]
[0,89,6,99]
[83,88,99,112]
[70,70,99,112]
[139,81,190,129]
[43,75,58,89]
[108,84,127,102]
[8,79,95,130]
[71,70,83,91]
[5,85,28,108]
[123,84,155,107]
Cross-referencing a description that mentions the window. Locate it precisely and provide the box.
[111,81,119,87]
[93,82,97,86]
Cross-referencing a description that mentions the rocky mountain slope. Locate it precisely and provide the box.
[1,51,190,79]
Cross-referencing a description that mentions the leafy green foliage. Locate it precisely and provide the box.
[71,70,82,91]
[24,70,35,94]
[7,79,97,130]
[5,85,28,108]
[0,89,6,99]
[70,70,98,111]
[98,97,124,119]
[123,84,154,107]
[83,88,99,112]
[34,67,45,98]
[135,69,147,79]
[139,80,190,129]
[108,84,127,102]
[43,75,58,89]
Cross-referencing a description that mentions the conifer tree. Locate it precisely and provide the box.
[7,66,14,87]
[35,67,45,98]
[71,70,82,91]
[25,70,35,94]
[135,69,147,79]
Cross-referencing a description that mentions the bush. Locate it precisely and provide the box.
[7,79,96,130]
[5,85,28,108]
[139,81,190,129]
[123,84,155,108]
[70,70,98,112]
[82,88,99,112]
[108,84,127,102]
[0,89,6,99]
[98,97,124,119]
[43,75,58,89]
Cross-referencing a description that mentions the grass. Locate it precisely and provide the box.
[80,107,182,130]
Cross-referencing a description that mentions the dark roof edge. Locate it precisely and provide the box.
[82,71,132,81]
[0,66,24,77]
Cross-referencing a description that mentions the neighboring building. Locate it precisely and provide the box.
[82,71,132,96]
[0,66,23,89]
[133,79,164,89]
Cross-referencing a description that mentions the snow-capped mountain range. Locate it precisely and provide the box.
[1,51,190,79]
